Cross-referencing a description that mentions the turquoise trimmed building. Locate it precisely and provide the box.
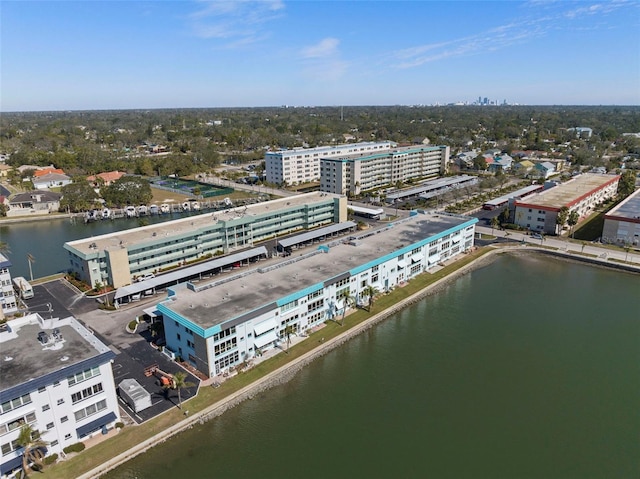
[156,212,477,378]
[320,145,451,196]
[64,192,347,289]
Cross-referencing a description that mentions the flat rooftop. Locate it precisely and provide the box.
[516,174,618,209]
[65,192,340,255]
[165,213,473,329]
[605,187,640,220]
[0,315,112,392]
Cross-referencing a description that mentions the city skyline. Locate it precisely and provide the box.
[2,0,640,112]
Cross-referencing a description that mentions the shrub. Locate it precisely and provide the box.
[115,422,125,430]
[63,442,86,454]
[43,453,58,465]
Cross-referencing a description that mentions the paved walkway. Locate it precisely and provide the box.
[475,225,640,269]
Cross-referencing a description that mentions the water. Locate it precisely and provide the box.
[0,212,204,279]
[104,254,640,479]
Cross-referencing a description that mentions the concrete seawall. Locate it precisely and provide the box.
[78,246,638,478]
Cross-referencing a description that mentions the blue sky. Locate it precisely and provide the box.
[2,0,639,111]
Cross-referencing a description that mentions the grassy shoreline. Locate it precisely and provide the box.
[41,245,639,478]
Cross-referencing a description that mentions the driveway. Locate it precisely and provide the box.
[26,279,199,423]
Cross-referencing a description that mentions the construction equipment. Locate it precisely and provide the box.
[144,364,176,389]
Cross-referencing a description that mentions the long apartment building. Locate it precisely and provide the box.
[155,212,478,378]
[513,173,620,234]
[265,141,395,186]
[64,192,348,289]
[320,145,451,196]
[0,314,120,477]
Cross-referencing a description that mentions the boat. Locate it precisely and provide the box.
[125,206,137,218]
[101,208,111,220]
[182,202,191,211]
[85,209,99,222]
[137,205,148,216]
[190,200,200,211]
[149,204,159,215]
[160,203,170,214]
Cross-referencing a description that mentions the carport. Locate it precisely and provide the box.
[114,246,268,304]
[276,221,357,254]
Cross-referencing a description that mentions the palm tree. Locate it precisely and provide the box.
[283,324,296,352]
[490,216,499,235]
[567,210,579,238]
[171,371,195,410]
[362,285,379,312]
[339,290,356,326]
[17,424,48,476]
[27,253,35,282]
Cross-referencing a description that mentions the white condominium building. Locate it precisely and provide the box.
[265,142,395,186]
[320,145,451,196]
[0,314,120,477]
[0,254,18,319]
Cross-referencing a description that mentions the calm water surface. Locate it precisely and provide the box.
[104,254,640,479]
[0,212,202,278]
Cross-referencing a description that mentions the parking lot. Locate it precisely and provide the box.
[27,280,200,424]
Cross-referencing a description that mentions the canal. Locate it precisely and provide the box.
[102,253,640,479]
[0,212,204,279]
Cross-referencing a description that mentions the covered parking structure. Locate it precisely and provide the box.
[385,175,478,202]
[114,246,269,304]
[276,221,357,255]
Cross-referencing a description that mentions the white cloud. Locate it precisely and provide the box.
[188,0,285,45]
[301,38,340,59]
[388,1,637,69]
[298,38,347,81]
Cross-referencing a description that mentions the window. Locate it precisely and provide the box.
[74,399,107,421]
[1,438,20,456]
[214,338,237,356]
[71,383,103,404]
[0,412,37,434]
[51,440,59,447]
[68,366,100,386]
[0,394,32,414]
[46,422,54,430]
[61,416,68,423]
[177,333,181,341]
[42,404,50,412]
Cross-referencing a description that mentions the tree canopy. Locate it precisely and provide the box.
[60,177,100,212]
[101,176,152,207]
[617,170,637,198]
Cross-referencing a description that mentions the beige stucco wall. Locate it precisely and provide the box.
[106,248,132,288]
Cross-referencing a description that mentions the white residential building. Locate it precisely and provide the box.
[0,254,17,319]
[0,314,120,477]
[265,142,395,186]
[513,174,620,234]
[155,212,477,378]
[320,145,451,196]
[602,187,640,245]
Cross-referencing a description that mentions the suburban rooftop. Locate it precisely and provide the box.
[65,191,340,255]
[0,314,112,392]
[164,212,475,330]
[516,173,618,209]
